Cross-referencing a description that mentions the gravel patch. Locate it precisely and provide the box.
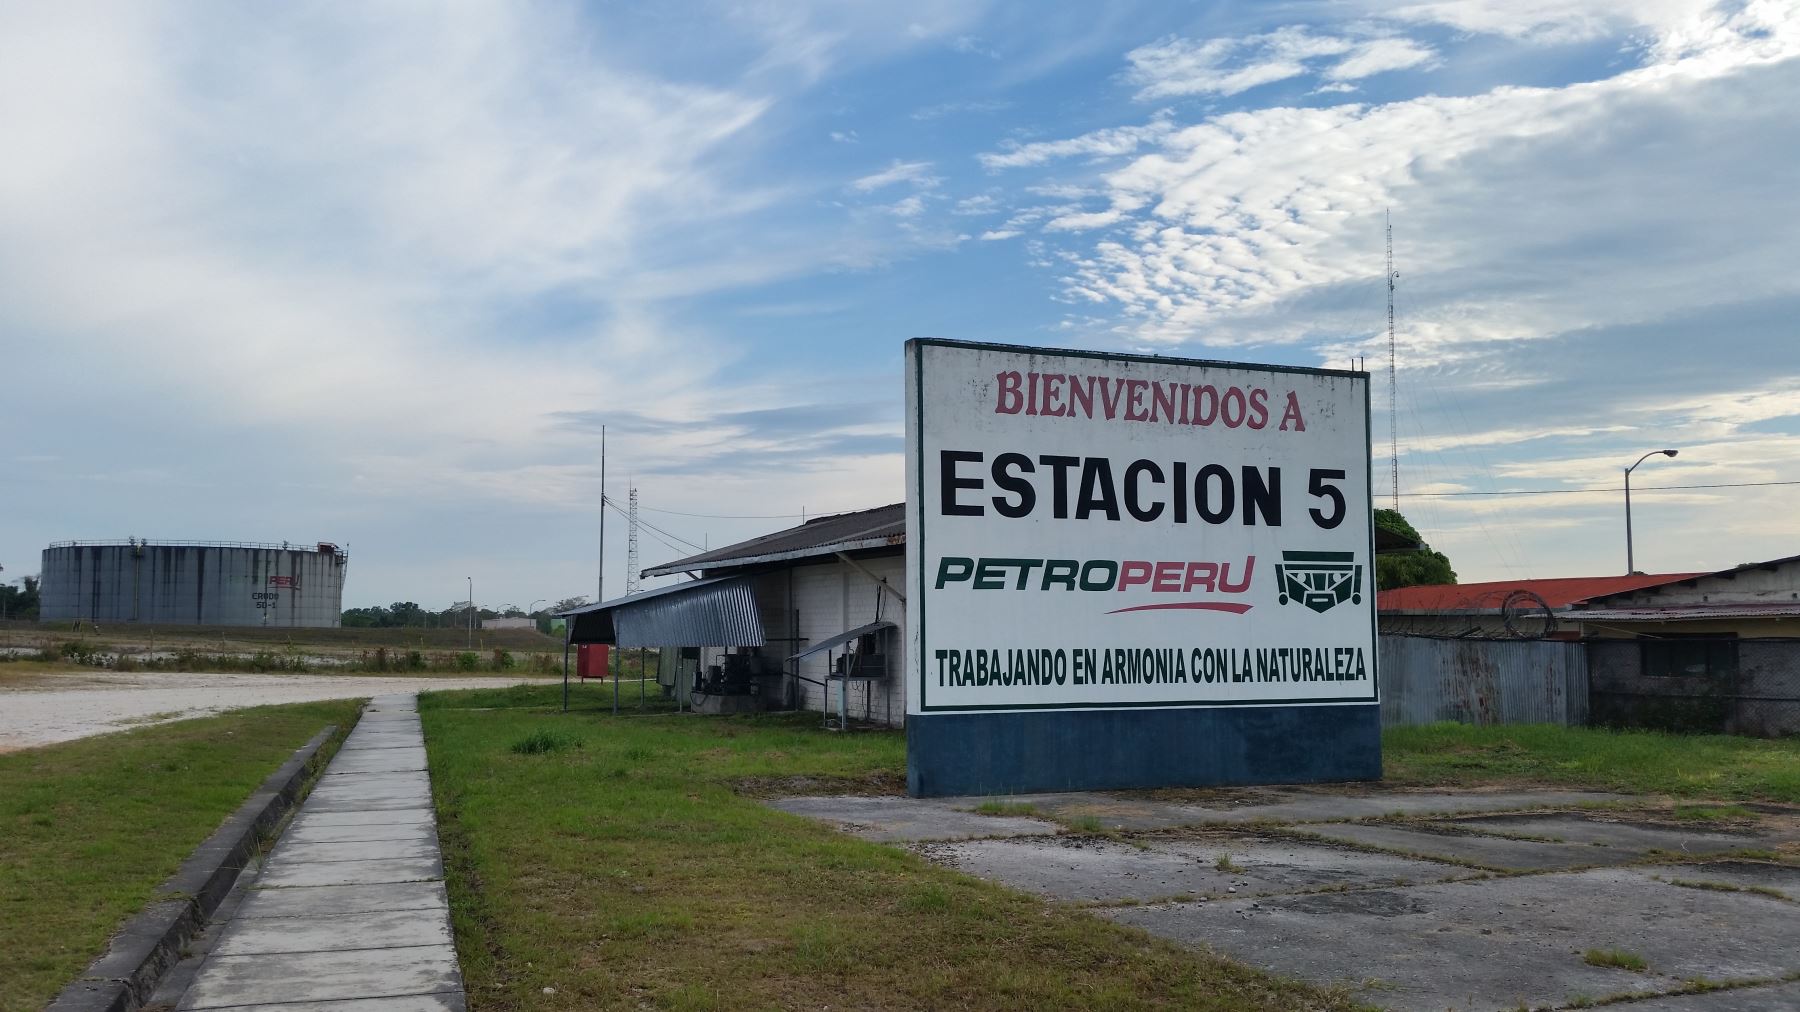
[0,672,549,751]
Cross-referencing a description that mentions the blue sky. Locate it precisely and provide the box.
[3,0,1798,610]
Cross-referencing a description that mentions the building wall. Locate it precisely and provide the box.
[750,554,905,726]
[40,543,346,627]
[1588,636,1800,736]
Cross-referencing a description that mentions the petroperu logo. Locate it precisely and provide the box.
[1275,551,1363,614]
[933,555,1254,615]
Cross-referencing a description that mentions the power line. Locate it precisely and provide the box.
[602,495,704,553]
[1413,479,1800,497]
[637,503,867,520]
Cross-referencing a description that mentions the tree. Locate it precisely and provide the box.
[1374,509,1456,590]
[1,575,40,621]
[550,595,589,614]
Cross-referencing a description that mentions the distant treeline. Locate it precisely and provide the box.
[340,597,587,633]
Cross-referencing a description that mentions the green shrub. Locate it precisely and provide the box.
[456,651,480,671]
[491,648,515,670]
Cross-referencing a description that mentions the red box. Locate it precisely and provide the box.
[577,643,610,681]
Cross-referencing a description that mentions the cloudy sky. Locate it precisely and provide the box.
[3,0,1797,610]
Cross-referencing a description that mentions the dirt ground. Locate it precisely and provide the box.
[0,671,551,751]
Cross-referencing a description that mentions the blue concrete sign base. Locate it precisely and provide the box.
[905,705,1381,798]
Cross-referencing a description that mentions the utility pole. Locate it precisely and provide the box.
[1386,209,1400,512]
[466,575,473,649]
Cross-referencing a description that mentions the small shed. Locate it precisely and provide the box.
[565,505,907,725]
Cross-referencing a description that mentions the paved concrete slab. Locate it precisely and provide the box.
[326,747,429,775]
[289,808,435,829]
[1601,980,1800,1010]
[212,908,453,957]
[197,995,463,1012]
[1105,867,1800,1012]
[282,821,439,846]
[1445,812,1770,857]
[769,795,1062,842]
[954,788,1628,831]
[303,772,433,813]
[177,946,462,1009]
[175,695,463,1011]
[257,855,443,888]
[265,838,438,866]
[916,834,1468,903]
[234,881,449,920]
[235,878,450,918]
[1653,860,1800,900]
[1303,820,1631,870]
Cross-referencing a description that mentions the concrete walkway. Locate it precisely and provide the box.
[173,694,465,1011]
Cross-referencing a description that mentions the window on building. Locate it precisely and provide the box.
[1639,634,1738,679]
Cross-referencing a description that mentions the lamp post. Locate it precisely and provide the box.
[1625,449,1678,575]
[467,576,474,649]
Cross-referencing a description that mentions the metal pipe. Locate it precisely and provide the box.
[834,552,905,604]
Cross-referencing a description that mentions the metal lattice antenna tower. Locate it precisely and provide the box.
[1386,209,1400,512]
[626,485,642,596]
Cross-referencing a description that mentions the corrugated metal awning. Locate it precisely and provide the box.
[1574,604,1800,622]
[563,576,766,648]
[788,620,897,662]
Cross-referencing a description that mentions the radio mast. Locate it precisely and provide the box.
[1386,209,1400,512]
[626,484,642,596]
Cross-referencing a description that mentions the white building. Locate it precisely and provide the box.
[564,504,906,725]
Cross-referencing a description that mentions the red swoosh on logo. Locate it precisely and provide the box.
[1104,602,1253,616]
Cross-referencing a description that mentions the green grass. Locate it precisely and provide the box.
[1671,804,1757,822]
[971,800,1040,817]
[0,699,364,1012]
[418,684,1364,1012]
[1583,948,1649,972]
[1382,723,1800,802]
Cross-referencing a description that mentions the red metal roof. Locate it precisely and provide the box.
[1378,573,1705,612]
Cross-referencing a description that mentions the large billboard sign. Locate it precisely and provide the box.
[903,338,1379,795]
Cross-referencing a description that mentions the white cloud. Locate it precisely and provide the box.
[1124,25,1438,100]
[1387,0,1716,43]
[1007,1,1800,339]
[978,118,1175,169]
[980,229,1022,240]
[911,98,1013,120]
[1327,37,1438,80]
[851,160,939,191]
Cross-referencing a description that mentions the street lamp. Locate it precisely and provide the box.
[1625,449,1678,575]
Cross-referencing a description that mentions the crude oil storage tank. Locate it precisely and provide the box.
[39,540,347,627]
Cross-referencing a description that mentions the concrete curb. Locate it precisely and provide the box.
[45,722,345,1012]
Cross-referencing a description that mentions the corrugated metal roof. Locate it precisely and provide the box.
[563,576,765,647]
[1580,553,1800,605]
[642,503,904,578]
[1574,603,1800,622]
[1378,573,1705,613]
[788,620,897,662]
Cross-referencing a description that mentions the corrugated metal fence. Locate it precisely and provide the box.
[1380,636,1589,728]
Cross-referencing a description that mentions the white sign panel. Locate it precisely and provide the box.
[905,340,1377,715]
